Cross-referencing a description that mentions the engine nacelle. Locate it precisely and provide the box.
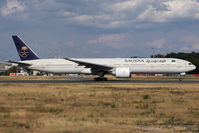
[113,67,131,78]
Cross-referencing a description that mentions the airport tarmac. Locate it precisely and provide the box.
[1,79,199,83]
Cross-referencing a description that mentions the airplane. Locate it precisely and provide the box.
[8,35,196,81]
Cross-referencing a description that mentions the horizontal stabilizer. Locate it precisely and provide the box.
[7,60,31,66]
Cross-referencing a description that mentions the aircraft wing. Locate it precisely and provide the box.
[64,58,113,71]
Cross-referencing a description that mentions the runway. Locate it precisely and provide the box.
[1,79,199,84]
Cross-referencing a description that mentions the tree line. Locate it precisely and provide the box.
[151,52,199,74]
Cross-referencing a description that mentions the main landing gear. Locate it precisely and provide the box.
[94,77,108,81]
[94,71,108,81]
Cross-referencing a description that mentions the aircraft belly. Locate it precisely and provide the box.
[34,68,84,74]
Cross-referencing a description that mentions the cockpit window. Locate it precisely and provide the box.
[188,63,192,65]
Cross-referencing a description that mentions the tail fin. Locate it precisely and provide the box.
[12,35,40,61]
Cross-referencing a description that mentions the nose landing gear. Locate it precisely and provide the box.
[179,72,185,81]
[179,77,183,81]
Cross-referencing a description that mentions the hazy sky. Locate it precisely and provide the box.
[1,0,199,60]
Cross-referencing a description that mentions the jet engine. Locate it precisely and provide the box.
[112,67,131,78]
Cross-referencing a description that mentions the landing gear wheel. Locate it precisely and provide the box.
[94,77,108,81]
[102,78,107,81]
[179,77,183,81]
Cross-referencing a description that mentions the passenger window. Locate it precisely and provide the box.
[188,63,192,65]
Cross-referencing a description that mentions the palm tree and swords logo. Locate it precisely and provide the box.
[19,46,29,58]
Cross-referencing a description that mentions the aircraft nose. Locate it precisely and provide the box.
[193,65,196,70]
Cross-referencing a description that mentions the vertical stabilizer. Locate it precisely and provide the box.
[12,35,40,61]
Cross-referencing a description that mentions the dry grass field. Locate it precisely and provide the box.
[0,78,199,132]
[0,75,199,81]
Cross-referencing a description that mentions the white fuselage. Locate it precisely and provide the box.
[20,58,196,75]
